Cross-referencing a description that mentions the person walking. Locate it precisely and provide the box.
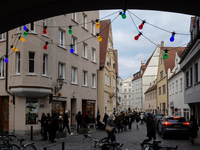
[135,113,140,129]
[103,113,109,126]
[46,113,51,141]
[84,113,90,129]
[189,115,199,144]
[128,113,132,130]
[140,112,144,124]
[50,112,59,143]
[75,111,82,133]
[38,113,46,140]
[106,114,116,143]
[141,113,156,146]
[63,110,73,135]
[96,112,101,130]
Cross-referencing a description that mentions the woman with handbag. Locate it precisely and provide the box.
[105,114,116,143]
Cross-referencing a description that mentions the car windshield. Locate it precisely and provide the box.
[167,117,186,122]
[154,115,162,119]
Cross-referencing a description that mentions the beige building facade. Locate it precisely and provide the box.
[0,11,99,134]
[98,20,117,120]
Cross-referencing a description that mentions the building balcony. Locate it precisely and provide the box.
[109,92,115,99]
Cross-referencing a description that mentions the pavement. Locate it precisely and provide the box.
[3,122,200,150]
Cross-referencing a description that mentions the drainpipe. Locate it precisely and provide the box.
[115,73,117,112]
[5,31,15,133]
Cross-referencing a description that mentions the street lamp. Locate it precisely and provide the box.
[55,76,64,94]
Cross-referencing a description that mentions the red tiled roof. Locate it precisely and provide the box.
[99,19,111,67]
[114,50,118,74]
[144,84,157,94]
[161,47,185,73]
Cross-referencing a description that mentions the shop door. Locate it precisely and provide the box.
[3,103,9,131]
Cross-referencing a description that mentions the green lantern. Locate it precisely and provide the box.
[68,26,72,34]
[163,50,169,59]
[23,31,28,36]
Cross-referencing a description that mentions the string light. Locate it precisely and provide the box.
[96,33,102,42]
[11,45,18,52]
[23,25,27,31]
[43,26,47,34]
[139,21,146,30]
[43,42,48,50]
[70,44,74,53]
[19,36,25,42]
[4,58,8,63]
[134,32,142,40]
[163,49,169,59]
[170,32,176,42]
[96,20,100,28]
[68,26,72,34]
[23,29,29,37]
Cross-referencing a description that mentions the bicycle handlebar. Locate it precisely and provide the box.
[83,134,99,143]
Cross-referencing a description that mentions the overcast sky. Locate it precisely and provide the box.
[100,9,193,80]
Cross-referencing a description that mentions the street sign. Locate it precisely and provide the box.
[174,108,178,112]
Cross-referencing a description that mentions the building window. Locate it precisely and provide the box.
[83,43,87,58]
[71,13,76,21]
[0,33,5,41]
[183,108,190,121]
[162,84,165,94]
[43,54,47,75]
[129,88,131,92]
[195,63,198,83]
[190,67,193,86]
[29,22,35,32]
[91,21,95,35]
[26,101,38,124]
[91,48,96,62]
[83,71,87,86]
[16,52,20,74]
[71,67,77,84]
[186,71,189,87]
[59,29,65,47]
[169,84,171,95]
[29,52,35,73]
[172,83,174,94]
[109,58,111,66]
[176,80,178,93]
[92,74,96,88]
[82,13,87,29]
[180,78,182,92]
[159,87,161,95]
[129,83,131,86]
[160,71,163,79]
[59,63,65,79]
[72,36,77,53]
[124,95,127,98]
[129,95,131,98]
[43,19,47,34]
[0,58,4,78]
[109,77,111,86]
[124,89,127,92]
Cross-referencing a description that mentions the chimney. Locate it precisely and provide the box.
[161,41,164,47]
[141,58,144,65]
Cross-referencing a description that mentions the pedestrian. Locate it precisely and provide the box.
[38,113,46,140]
[75,111,82,133]
[135,112,140,129]
[141,113,156,146]
[46,113,51,141]
[63,110,73,135]
[189,115,199,144]
[106,114,116,143]
[96,112,101,130]
[50,112,59,143]
[140,112,144,124]
[128,113,132,130]
[131,111,135,123]
[103,113,109,126]
[84,113,90,129]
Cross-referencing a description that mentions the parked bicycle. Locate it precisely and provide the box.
[83,134,123,150]
[16,138,36,150]
[0,134,19,150]
[141,140,178,150]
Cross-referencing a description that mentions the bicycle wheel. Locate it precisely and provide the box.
[24,144,37,150]
[144,146,153,150]
[9,144,20,150]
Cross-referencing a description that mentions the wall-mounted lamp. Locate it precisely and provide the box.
[55,76,64,95]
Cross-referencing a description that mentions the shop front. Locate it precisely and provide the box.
[82,100,96,124]
[0,96,9,133]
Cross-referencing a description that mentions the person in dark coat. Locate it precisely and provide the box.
[76,111,82,132]
[128,113,132,130]
[84,113,90,128]
[50,112,59,143]
[142,113,156,145]
[189,115,199,144]
[38,113,46,140]
[107,114,116,143]
[131,112,135,123]
[46,113,51,141]
[96,112,101,130]
[114,114,121,132]
[103,113,109,126]
[63,110,73,135]
[135,112,140,129]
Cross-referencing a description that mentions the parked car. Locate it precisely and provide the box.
[157,116,190,139]
[153,114,163,120]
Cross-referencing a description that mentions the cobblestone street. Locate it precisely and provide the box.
[10,122,200,150]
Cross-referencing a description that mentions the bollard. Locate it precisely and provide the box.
[31,126,33,141]
[62,141,65,150]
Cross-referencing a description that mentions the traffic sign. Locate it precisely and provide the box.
[174,108,178,112]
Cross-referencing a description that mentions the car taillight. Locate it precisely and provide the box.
[173,117,180,119]
[164,122,172,125]
[183,122,189,125]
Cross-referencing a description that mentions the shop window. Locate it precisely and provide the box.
[86,102,95,123]
[26,101,38,124]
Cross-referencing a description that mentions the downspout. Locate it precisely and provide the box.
[115,73,117,112]
[5,31,15,133]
